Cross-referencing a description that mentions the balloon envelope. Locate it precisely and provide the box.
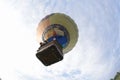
[37,13,78,54]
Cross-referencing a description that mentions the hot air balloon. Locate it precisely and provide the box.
[36,13,78,66]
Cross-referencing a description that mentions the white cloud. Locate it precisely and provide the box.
[0,0,120,80]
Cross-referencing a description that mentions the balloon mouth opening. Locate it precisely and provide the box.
[42,24,70,48]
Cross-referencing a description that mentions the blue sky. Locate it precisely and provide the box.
[0,0,120,80]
